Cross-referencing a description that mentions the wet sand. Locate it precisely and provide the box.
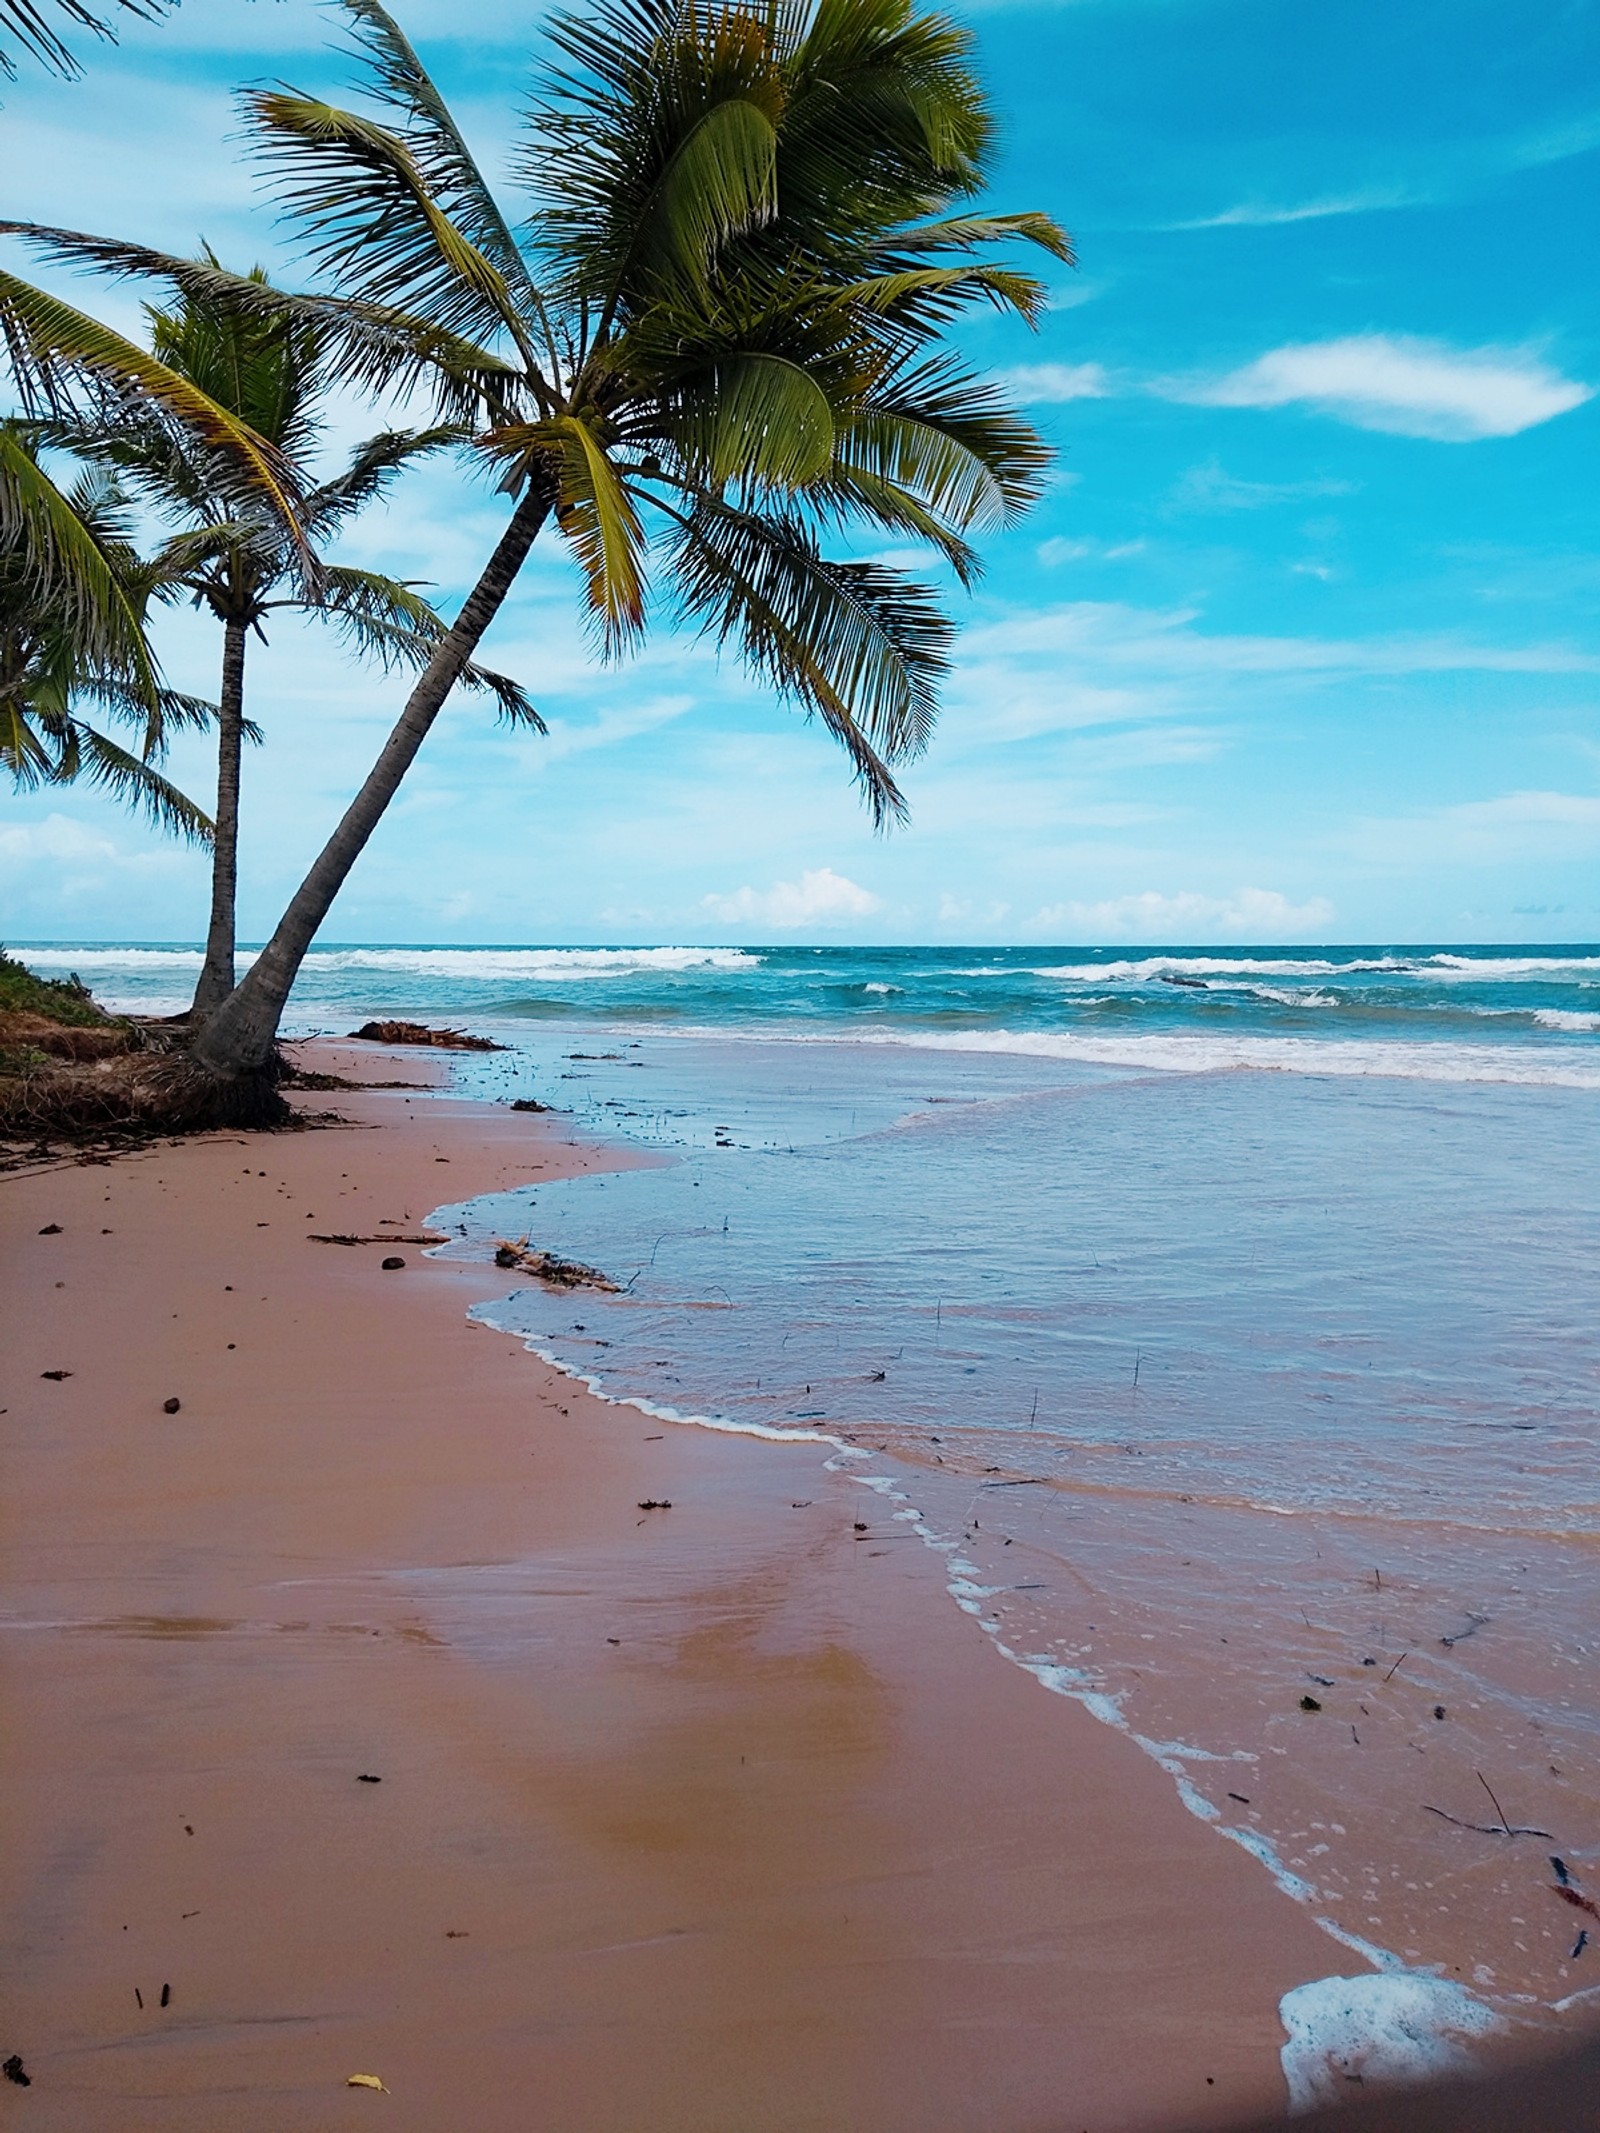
[4,1049,1353,2130]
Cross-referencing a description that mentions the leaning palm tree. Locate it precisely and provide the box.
[11,0,1068,1116]
[68,261,539,1017]
[0,424,212,838]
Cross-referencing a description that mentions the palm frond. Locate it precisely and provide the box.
[877,210,1073,263]
[527,0,782,321]
[510,414,645,653]
[0,224,521,426]
[312,565,541,728]
[303,424,463,535]
[67,720,213,841]
[663,489,954,822]
[0,0,170,82]
[667,351,836,489]
[335,0,561,376]
[243,91,530,360]
[0,266,305,545]
[0,425,164,705]
[836,261,1051,328]
[457,657,543,729]
[847,353,1054,525]
[809,457,981,584]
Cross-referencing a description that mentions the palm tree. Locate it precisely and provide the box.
[11,0,1068,1115]
[0,0,170,82]
[69,262,540,1017]
[0,424,211,838]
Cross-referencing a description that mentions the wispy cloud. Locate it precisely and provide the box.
[1172,335,1593,441]
[1170,188,1421,231]
[1347,789,1600,866]
[1037,536,1148,564]
[1507,109,1600,170]
[1166,459,1357,512]
[958,600,1599,680]
[538,695,695,764]
[701,867,881,928]
[1002,362,1112,404]
[1032,886,1335,941]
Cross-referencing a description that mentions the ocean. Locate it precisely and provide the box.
[20,939,1600,2065]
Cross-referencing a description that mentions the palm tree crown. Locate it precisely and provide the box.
[0,424,211,839]
[6,0,1070,1097]
[63,259,539,1011]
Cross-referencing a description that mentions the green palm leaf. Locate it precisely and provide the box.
[0,425,163,704]
[0,266,304,542]
[664,490,952,820]
[669,351,836,489]
[243,93,531,360]
[534,414,647,652]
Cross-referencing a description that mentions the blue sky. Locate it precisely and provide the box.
[3,0,1597,945]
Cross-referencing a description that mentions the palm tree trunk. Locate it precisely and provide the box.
[190,617,247,1019]
[193,478,554,1083]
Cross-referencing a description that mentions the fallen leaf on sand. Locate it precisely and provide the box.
[346,2073,390,2092]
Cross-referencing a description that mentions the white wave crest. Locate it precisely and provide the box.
[1008,953,1600,983]
[19,945,207,970]
[1534,1008,1600,1031]
[16,944,762,981]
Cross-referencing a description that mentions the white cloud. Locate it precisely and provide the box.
[1002,362,1112,404]
[957,599,1597,680]
[701,867,881,928]
[1166,460,1357,512]
[537,695,695,763]
[1036,536,1147,565]
[0,814,118,866]
[1033,887,1335,941]
[1177,335,1592,441]
[1172,189,1419,230]
[1348,789,1600,867]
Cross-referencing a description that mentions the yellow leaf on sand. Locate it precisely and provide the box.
[346,2074,389,2092]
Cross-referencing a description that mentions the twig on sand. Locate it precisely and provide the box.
[1422,1806,1555,1839]
[1440,1611,1490,1649]
[1383,1651,1410,1683]
[1477,1770,1515,1832]
[1421,1776,1554,1840]
[308,1232,445,1246]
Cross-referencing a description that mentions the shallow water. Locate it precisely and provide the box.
[24,939,1600,2037]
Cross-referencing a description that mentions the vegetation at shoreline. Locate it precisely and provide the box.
[0,944,145,1150]
[4,0,1065,1137]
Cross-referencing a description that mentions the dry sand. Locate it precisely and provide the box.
[1,1049,1348,2131]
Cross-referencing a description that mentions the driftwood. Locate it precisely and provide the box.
[493,1239,618,1291]
[308,1232,446,1247]
[348,1020,506,1051]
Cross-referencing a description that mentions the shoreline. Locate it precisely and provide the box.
[0,1044,1525,2128]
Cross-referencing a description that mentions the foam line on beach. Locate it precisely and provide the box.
[623,1018,1600,1089]
[458,1265,1512,2107]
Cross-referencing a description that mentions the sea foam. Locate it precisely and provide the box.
[1278,1974,1502,2113]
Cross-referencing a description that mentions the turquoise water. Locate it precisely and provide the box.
[21,939,1600,1078]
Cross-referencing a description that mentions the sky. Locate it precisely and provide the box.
[2,0,1597,947]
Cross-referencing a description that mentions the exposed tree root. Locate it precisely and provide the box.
[0,1046,291,1146]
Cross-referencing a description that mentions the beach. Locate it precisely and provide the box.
[0,1042,1356,2131]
